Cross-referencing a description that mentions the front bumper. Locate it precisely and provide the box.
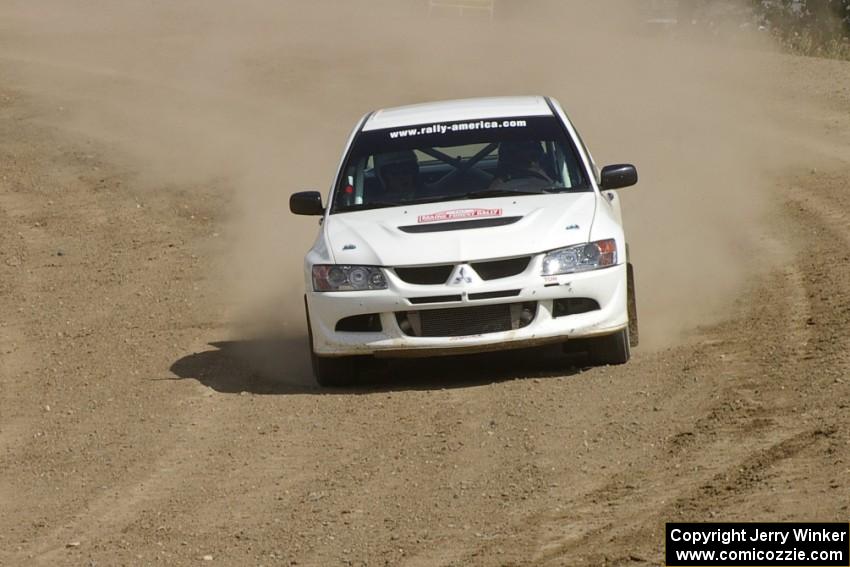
[306,263,628,357]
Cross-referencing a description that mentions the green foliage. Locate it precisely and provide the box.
[755,0,850,58]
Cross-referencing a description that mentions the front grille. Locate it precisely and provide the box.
[396,302,537,338]
[471,257,531,280]
[394,265,454,285]
[394,257,530,285]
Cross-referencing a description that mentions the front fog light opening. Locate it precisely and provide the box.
[335,313,383,333]
[552,298,600,318]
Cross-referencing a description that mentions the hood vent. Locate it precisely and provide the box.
[398,216,523,234]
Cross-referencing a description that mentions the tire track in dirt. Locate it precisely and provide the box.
[3,30,850,566]
[0,90,233,565]
[529,426,832,566]
[581,178,850,563]
[435,171,850,566]
[669,427,839,516]
[20,372,326,565]
[22,385,225,565]
[787,181,850,248]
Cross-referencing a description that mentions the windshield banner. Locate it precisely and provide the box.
[389,119,528,139]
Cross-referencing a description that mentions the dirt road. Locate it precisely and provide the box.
[2,4,850,566]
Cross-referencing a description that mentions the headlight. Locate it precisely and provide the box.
[541,239,617,276]
[312,265,387,292]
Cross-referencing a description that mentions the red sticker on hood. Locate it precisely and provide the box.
[417,208,503,224]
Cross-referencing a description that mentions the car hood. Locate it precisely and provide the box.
[325,193,599,266]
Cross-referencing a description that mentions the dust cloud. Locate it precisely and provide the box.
[0,0,793,355]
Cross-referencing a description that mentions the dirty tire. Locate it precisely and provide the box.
[627,262,639,347]
[311,353,359,388]
[305,295,360,387]
[588,328,630,366]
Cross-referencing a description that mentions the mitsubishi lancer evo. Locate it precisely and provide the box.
[290,96,639,386]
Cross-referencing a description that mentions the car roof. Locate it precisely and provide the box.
[362,96,553,132]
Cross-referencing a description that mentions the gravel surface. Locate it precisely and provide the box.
[1,5,849,565]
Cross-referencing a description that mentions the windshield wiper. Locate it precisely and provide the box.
[336,201,399,212]
[336,186,573,212]
[464,188,548,199]
[406,195,461,205]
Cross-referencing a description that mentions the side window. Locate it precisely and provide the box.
[337,158,367,208]
[573,130,600,185]
[553,137,590,189]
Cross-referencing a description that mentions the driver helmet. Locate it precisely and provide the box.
[497,140,544,171]
[374,150,419,188]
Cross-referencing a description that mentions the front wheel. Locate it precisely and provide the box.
[305,295,361,388]
[587,328,631,366]
[311,352,360,388]
[627,262,639,347]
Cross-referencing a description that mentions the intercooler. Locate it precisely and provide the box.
[396,302,537,337]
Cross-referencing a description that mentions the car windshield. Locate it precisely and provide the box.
[330,115,591,214]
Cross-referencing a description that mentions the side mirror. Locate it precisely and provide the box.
[290,191,324,216]
[600,164,638,190]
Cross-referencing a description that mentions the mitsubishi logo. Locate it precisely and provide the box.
[452,266,473,285]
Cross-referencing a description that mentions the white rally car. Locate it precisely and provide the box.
[291,96,639,386]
